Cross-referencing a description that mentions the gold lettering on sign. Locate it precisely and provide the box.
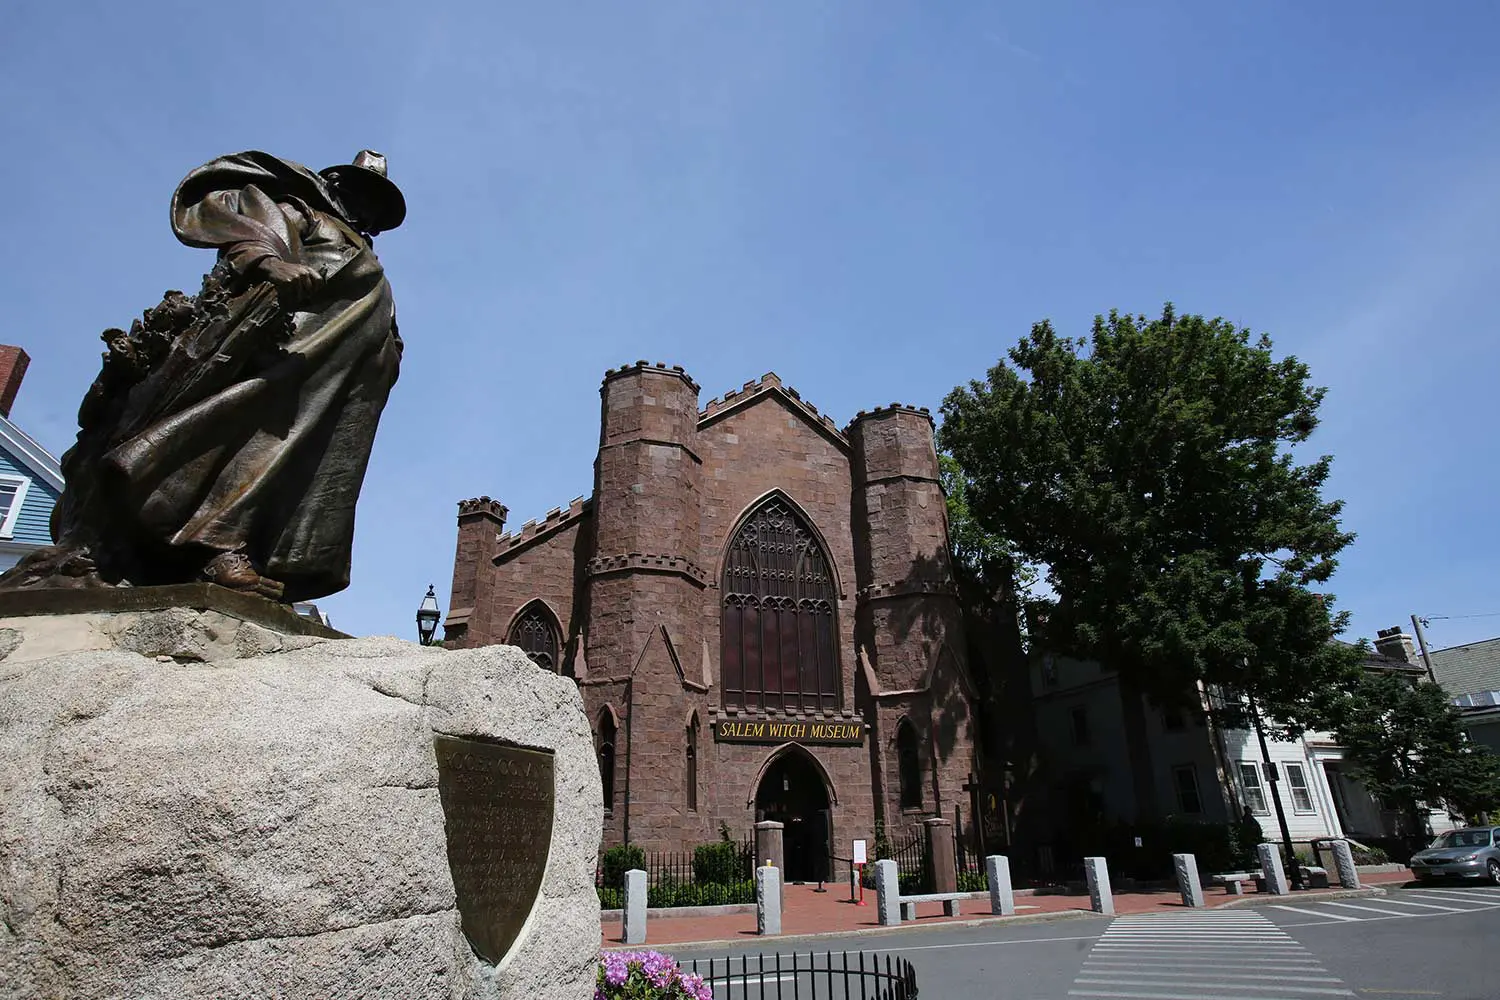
[713,717,866,746]
[434,736,555,966]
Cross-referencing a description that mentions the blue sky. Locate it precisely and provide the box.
[1,1,1496,651]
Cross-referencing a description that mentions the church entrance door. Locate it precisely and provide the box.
[754,748,832,883]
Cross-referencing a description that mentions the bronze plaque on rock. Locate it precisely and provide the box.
[433,734,555,966]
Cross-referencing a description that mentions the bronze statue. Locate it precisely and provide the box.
[0,150,407,602]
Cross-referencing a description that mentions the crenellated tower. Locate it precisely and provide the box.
[444,496,508,647]
[849,404,976,826]
[584,361,709,848]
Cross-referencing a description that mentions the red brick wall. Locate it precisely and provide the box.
[0,345,30,418]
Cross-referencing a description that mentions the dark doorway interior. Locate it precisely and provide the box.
[755,749,833,883]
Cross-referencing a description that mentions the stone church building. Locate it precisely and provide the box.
[444,362,978,878]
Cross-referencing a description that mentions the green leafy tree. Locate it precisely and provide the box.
[940,305,1364,815]
[1334,671,1500,833]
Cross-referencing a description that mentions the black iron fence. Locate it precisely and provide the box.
[859,826,929,893]
[597,841,757,908]
[682,950,918,1000]
[951,805,990,891]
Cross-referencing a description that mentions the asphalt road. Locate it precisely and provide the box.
[663,883,1500,1000]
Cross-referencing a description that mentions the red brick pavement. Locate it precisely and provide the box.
[602,870,1411,949]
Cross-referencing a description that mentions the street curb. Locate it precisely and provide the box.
[1217,886,1386,909]
[603,906,1105,953]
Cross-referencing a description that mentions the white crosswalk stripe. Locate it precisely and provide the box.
[1068,910,1352,1000]
[1267,885,1500,925]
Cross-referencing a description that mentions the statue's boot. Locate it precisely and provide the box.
[201,551,285,601]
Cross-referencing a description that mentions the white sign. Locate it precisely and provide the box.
[1134,836,1143,848]
[853,839,868,864]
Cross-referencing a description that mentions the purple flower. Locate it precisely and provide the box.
[679,971,711,1000]
[641,950,675,988]
[602,953,630,986]
[598,949,696,999]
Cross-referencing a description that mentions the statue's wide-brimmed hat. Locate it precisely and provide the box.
[320,150,406,232]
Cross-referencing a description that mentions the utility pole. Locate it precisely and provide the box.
[1249,694,1304,890]
[1411,614,1437,684]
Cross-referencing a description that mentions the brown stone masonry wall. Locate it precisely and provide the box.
[445,497,507,647]
[443,367,978,861]
[487,513,590,656]
[696,387,857,708]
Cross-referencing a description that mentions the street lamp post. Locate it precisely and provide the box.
[416,585,441,646]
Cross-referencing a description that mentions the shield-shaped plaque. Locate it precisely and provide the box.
[433,734,556,965]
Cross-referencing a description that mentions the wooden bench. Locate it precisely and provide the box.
[898,892,964,920]
[1212,873,1256,895]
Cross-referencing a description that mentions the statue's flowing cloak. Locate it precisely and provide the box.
[103,151,401,601]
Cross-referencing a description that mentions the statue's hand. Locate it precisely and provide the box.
[256,259,325,305]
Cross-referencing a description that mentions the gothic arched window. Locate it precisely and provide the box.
[721,497,840,712]
[508,601,560,672]
[897,718,922,810]
[597,708,617,814]
[686,714,699,812]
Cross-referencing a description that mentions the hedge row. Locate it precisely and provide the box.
[597,879,757,909]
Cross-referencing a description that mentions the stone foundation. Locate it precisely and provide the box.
[0,603,600,1000]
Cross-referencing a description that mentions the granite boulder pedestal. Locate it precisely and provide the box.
[0,588,602,1000]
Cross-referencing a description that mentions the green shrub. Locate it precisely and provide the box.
[1352,845,1389,865]
[693,841,745,885]
[600,844,646,889]
[957,870,987,892]
[646,879,756,908]
[597,887,624,909]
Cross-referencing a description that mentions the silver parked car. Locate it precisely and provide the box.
[1408,827,1500,884]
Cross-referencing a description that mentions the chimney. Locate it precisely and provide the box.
[0,346,30,418]
[1375,625,1417,664]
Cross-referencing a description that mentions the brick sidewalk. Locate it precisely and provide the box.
[601,869,1411,949]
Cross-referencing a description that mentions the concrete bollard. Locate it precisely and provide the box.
[1329,839,1360,889]
[1084,856,1114,915]
[754,820,786,907]
[874,858,901,926]
[1173,853,1205,907]
[622,868,647,945]
[986,855,1015,916]
[756,864,782,935]
[1257,843,1290,895]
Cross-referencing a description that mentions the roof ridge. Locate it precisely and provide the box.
[1427,635,1500,655]
[0,411,63,491]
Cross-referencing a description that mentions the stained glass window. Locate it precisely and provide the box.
[508,601,560,672]
[720,498,839,711]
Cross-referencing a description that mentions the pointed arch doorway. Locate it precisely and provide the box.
[754,747,833,883]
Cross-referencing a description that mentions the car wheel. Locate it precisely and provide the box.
[1488,859,1500,886]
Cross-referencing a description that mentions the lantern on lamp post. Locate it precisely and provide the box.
[416,585,441,646]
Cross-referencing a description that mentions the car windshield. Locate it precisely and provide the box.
[1428,830,1493,849]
